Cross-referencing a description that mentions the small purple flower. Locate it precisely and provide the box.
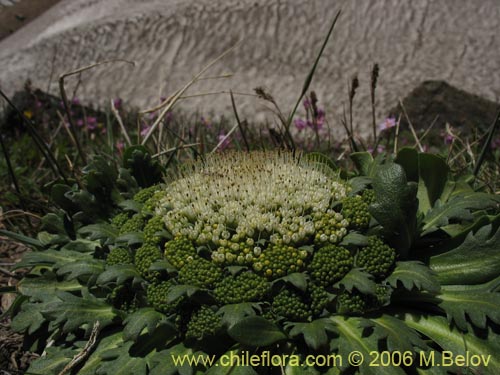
[76,118,84,127]
[116,141,125,153]
[444,134,454,145]
[35,100,43,109]
[86,116,97,130]
[217,132,231,150]
[141,125,152,137]
[303,98,311,110]
[368,145,385,154]
[294,118,307,131]
[315,108,325,129]
[113,98,122,109]
[71,97,80,106]
[378,117,397,132]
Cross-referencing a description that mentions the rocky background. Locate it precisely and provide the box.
[0,0,499,137]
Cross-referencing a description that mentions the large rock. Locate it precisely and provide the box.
[0,0,499,137]
[389,81,500,133]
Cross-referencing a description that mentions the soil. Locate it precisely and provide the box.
[0,0,61,41]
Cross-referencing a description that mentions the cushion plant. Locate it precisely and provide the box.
[3,148,500,375]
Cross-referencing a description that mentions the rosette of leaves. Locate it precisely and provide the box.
[2,149,500,375]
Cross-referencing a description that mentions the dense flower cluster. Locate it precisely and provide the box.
[157,151,349,248]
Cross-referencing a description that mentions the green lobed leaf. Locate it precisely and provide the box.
[289,318,335,350]
[97,264,144,286]
[166,285,201,303]
[43,290,120,335]
[437,290,500,331]
[13,248,92,270]
[17,275,82,301]
[217,303,257,329]
[430,224,500,285]
[78,223,119,244]
[76,332,124,375]
[386,261,440,294]
[228,316,287,347]
[340,232,369,247]
[273,272,308,292]
[27,346,78,375]
[364,314,428,353]
[329,316,405,375]
[97,340,149,375]
[335,268,376,295]
[57,258,105,282]
[123,308,172,342]
[422,192,500,235]
[403,313,500,375]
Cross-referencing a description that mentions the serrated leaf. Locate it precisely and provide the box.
[430,224,500,285]
[119,199,143,212]
[289,318,335,350]
[123,308,172,342]
[403,313,500,374]
[97,264,143,286]
[438,290,500,331]
[57,259,105,281]
[369,162,418,257]
[78,223,119,244]
[43,290,119,335]
[273,273,308,292]
[335,268,376,295]
[116,232,144,245]
[11,301,52,334]
[217,303,257,329]
[350,152,374,176]
[228,316,287,347]
[167,285,201,303]
[17,275,82,300]
[347,176,373,196]
[422,192,500,235]
[77,332,124,375]
[97,340,149,375]
[329,316,405,375]
[61,238,101,253]
[386,261,440,294]
[365,314,427,353]
[27,346,78,374]
[13,248,91,270]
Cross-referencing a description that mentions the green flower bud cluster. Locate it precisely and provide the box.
[135,243,162,280]
[309,283,330,316]
[253,243,308,280]
[312,210,348,245]
[309,245,353,287]
[143,215,165,246]
[111,212,130,229]
[213,272,269,304]
[342,195,370,231]
[272,289,311,322]
[119,213,145,235]
[164,236,197,269]
[106,247,132,266]
[147,281,183,314]
[133,185,160,204]
[356,236,396,279]
[362,189,375,204]
[337,291,366,315]
[185,306,221,340]
[178,258,222,288]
